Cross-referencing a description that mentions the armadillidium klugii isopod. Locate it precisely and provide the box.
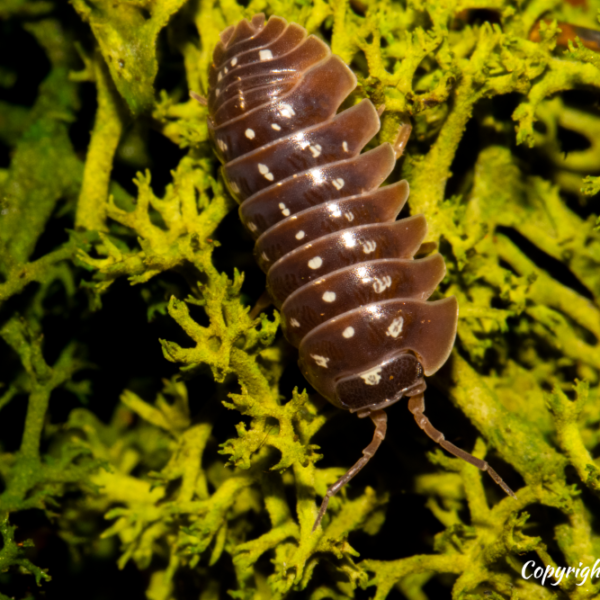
[204,13,516,531]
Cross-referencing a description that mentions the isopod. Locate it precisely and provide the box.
[204,14,515,531]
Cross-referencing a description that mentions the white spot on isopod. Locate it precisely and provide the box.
[245,128,255,139]
[231,57,238,66]
[308,256,323,269]
[217,139,228,152]
[271,123,281,131]
[386,317,404,338]
[224,67,228,74]
[218,71,223,81]
[278,102,296,118]
[309,144,322,158]
[261,252,269,262]
[322,291,336,303]
[290,318,300,328]
[311,354,330,368]
[360,367,382,385]
[332,178,345,190]
[295,230,305,240]
[278,202,290,217]
[344,211,354,222]
[342,141,349,152]
[258,163,275,181]
[259,49,273,61]
[373,276,392,293]
[342,327,355,338]
[229,181,240,194]
[362,240,377,254]
[247,221,257,232]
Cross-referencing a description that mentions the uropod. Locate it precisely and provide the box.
[203,14,516,531]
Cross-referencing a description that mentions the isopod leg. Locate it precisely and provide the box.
[407,393,517,498]
[189,91,208,106]
[249,290,272,319]
[312,410,387,532]
[393,122,412,159]
[372,107,411,159]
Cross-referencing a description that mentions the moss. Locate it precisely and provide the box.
[1,0,600,598]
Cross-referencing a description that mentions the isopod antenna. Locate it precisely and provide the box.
[407,392,517,499]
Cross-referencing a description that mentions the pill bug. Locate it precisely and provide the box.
[205,14,516,530]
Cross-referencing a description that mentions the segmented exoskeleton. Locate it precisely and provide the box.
[205,14,515,531]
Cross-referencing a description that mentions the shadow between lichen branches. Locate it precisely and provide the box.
[1,0,600,599]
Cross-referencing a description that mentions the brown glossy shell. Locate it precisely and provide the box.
[207,15,458,412]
